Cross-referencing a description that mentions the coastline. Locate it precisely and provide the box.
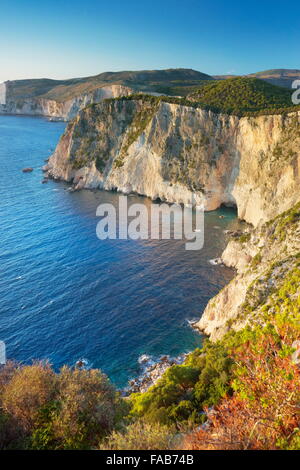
[123,353,189,395]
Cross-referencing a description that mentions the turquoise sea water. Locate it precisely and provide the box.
[0,115,237,387]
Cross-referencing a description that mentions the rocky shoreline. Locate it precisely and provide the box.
[124,353,188,395]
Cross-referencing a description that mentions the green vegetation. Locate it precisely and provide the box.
[0,203,299,450]
[188,77,295,115]
[95,155,107,172]
[236,232,251,244]
[258,264,300,323]
[7,69,300,103]
[129,342,233,426]
[117,98,159,165]
[6,69,214,102]
[106,82,300,117]
[100,421,177,450]
[0,259,299,450]
[246,68,300,89]
[0,364,127,450]
[152,79,213,97]
[270,202,300,241]
[182,311,300,450]
[251,252,262,267]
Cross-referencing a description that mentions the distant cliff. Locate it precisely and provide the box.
[1,68,299,119]
[0,68,213,119]
[214,68,300,89]
[45,96,300,227]
[0,82,133,120]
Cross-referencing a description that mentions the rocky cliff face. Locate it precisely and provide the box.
[45,97,300,226]
[196,203,300,340]
[0,83,133,120]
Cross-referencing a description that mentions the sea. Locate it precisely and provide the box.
[0,115,237,387]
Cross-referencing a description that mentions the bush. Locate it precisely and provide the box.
[181,316,300,450]
[1,363,56,432]
[129,342,232,426]
[0,363,128,450]
[48,367,126,449]
[99,420,177,450]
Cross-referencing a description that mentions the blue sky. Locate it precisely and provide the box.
[1,0,299,82]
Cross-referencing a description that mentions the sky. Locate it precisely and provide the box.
[1,0,299,82]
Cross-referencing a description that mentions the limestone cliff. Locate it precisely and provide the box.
[0,68,214,120]
[0,83,133,120]
[45,97,300,226]
[196,203,300,340]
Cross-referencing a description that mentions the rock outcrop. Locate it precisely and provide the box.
[45,97,300,226]
[196,203,300,340]
[125,354,188,395]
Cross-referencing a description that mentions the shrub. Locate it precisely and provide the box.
[0,363,128,450]
[129,342,232,426]
[51,367,125,449]
[1,362,56,432]
[181,316,300,450]
[99,420,177,450]
[31,367,128,450]
[236,233,251,244]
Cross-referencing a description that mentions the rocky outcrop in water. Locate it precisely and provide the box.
[45,97,300,226]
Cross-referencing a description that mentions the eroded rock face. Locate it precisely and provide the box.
[196,204,300,340]
[46,98,300,226]
[0,84,133,120]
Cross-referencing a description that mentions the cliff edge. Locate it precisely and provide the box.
[196,203,300,340]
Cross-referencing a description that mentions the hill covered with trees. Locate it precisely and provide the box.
[188,77,294,114]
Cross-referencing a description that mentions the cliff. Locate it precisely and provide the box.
[2,68,298,119]
[0,69,214,119]
[45,96,300,226]
[196,203,300,340]
[0,82,133,120]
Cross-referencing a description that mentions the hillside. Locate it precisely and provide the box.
[188,77,294,114]
[4,69,299,102]
[214,69,300,88]
[5,69,213,102]
[0,67,299,450]
[1,68,298,120]
[0,203,299,450]
[0,68,215,120]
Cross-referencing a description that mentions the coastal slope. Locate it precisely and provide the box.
[0,82,133,120]
[196,203,300,340]
[0,69,213,120]
[45,95,300,226]
[1,68,299,119]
